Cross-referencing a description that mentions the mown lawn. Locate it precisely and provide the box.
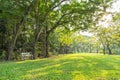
[0,53,120,80]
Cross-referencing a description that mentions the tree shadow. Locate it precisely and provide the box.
[0,54,120,80]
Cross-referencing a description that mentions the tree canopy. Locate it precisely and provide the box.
[0,0,120,60]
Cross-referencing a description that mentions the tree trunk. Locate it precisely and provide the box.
[89,45,92,53]
[6,44,14,60]
[32,30,43,59]
[96,46,99,53]
[106,44,112,55]
[37,32,45,57]
[97,44,100,53]
[59,43,63,54]
[45,33,49,57]
[103,44,106,55]
[32,43,36,59]
[44,23,49,57]
[6,34,17,60]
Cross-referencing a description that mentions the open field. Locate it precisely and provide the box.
[0,53,120,80]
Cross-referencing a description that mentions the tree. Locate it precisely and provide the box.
[42,0,115,57]
[0,0,37,60]
[0,0,116,60]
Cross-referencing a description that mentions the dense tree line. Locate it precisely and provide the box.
[0,0,119,60]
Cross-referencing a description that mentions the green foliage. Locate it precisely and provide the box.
[0,54,120,80]
[0,0,118,60]
[58,31,73,46]
[0,50,6,60]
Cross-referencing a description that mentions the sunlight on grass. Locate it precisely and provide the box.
[101,70,108,76]
[27,64,61,73]
[73,75,87,80]
[0,53,120,80]
[23,72,48,80]
[16,59,43,64]
[72,71,87,80]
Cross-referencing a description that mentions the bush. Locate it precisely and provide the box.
[0,50,6,60]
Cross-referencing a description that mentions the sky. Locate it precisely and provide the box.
[109,0,120,12]
[80,0,120,36]
[100,0,120,27]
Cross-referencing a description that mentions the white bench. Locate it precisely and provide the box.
[21,52,33,60]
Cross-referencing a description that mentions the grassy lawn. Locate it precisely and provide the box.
[0,53,120,80]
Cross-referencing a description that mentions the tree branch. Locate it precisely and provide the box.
[47,12,71,35]
[16,0,37,34]
[43,0,68,23]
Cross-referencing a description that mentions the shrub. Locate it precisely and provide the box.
[0,50,6,60]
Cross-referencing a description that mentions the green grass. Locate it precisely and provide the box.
[0,53,120,80]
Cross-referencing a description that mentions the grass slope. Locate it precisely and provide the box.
[0,53,120,80]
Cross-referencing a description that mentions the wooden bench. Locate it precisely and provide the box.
[21,52,33,60]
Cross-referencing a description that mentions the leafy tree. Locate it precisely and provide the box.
[0,0,37,60]
[0,0,116,60]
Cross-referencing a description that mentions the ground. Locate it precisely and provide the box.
[0,53,120,80]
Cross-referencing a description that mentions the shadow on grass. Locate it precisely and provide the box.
[0,54,120,80]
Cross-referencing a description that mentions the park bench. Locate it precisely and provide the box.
[21,52,33,60]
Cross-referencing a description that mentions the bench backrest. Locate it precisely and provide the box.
[21,52,32,56]
[21,52,33,60]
